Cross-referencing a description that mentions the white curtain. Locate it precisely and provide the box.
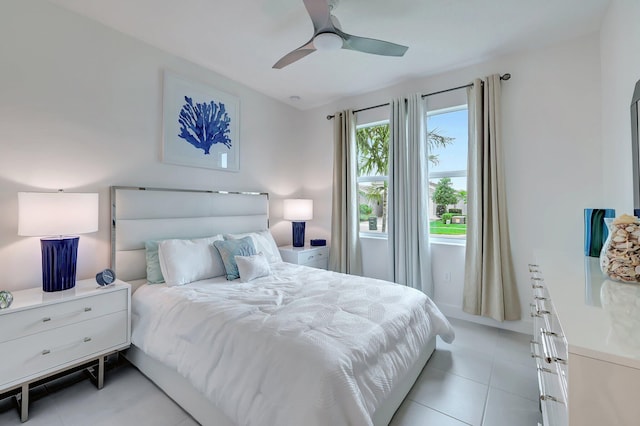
[388,94,433,295]
[329,110,363,275]
[463,75,520,321]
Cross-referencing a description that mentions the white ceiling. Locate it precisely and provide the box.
[46,0,610,110]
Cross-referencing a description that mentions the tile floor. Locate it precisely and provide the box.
[390,317,542,426]
[0,317,541,426]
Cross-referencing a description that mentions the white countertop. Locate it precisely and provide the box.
[535,250,640,370]
[0,279,129,315]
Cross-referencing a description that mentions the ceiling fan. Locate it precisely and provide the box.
[273,0,408,69]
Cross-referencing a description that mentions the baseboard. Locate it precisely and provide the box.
[436,303,532,334]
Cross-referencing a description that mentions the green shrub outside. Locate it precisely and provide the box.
[448,208,462,214]
[359,203,373,221]
[441,213,454,224]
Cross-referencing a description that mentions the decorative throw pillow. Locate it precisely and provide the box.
[213,237,257,280]
[224,230,282,263]
[145,240,165,284]
[235,252,271,283]
[158,235,224,286]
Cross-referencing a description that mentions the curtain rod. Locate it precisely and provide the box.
[326,73,511,120]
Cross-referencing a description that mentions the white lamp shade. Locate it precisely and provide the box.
[283,199,313,221]
[18,192,99,236]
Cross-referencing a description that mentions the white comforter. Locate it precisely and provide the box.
[131,262,454,426]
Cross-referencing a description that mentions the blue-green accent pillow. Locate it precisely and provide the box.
[213,237,256,280]
[145,240,165,284]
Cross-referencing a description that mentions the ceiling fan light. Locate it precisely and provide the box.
[314,32,343,51]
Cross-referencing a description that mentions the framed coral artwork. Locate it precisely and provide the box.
[162,71,240,171]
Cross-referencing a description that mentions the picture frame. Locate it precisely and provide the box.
[162,71,240,171]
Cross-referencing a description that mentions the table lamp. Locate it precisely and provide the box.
[283,199,313,248]
[18,191,99,292]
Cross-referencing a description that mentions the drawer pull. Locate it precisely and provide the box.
[308,255,315,260]
[530,341,542,358]
[534,300,550,315]
[529,304,541,318]
[40,307,93,324]
[542,329,562,338]
[540,328,567,365]
[540,394,562,403]
[537,366,556,375]
[41,349,50,355]
[529,303,549,317]
[83,337,92,343]
[540,328,553,363]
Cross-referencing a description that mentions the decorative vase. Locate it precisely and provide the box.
[0,290,13,309]
[600,214,640,283]
[584,208,616,257]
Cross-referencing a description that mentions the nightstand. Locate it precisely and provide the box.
[0,279,131,422]
[279,245,329,270]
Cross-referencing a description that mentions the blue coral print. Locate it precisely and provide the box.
[177,96,232,154]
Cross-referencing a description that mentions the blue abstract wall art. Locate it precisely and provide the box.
[178,96,232,154]
[162,71,240,171]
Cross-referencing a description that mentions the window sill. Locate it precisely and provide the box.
[360,233,388,241]
[430,237,466,247]
[359,234,466,247]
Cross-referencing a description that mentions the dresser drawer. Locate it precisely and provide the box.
[279,246,329,268]
[537,366,568,426]
[298,248,327,264]
[0,310,128,390]
[304,257,328,269]
[0,290,127,344]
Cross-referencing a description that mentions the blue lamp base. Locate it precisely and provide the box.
[41,237,79,292]
[292,221,306,248]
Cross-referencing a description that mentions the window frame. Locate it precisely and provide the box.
[355,105,469,241]
[427,104,468,242]
[356,120,390,238]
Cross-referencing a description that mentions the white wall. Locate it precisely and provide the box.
[301,34,604,332]
[0,0,306,291]
[600,0,640,212]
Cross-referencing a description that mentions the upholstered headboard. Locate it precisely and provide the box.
[110,186,269,284]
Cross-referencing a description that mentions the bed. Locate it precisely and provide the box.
[111,186,454,426]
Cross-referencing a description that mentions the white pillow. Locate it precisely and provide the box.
[158,235,224,286]
[225,230,282,263]
[235,252,271,283]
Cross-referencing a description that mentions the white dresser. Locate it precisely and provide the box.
[0,279,131,421]
[279,245,329,269]
[531,251,640,426]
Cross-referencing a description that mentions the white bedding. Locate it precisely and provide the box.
[131,262,454,426]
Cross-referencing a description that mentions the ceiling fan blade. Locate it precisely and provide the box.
[337,29,408,57]
[272,40,316,69]
[303,0,332,32]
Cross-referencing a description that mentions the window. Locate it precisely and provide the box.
[355,105,468,239]
[427,106,468,239]
[356,121,389,236]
